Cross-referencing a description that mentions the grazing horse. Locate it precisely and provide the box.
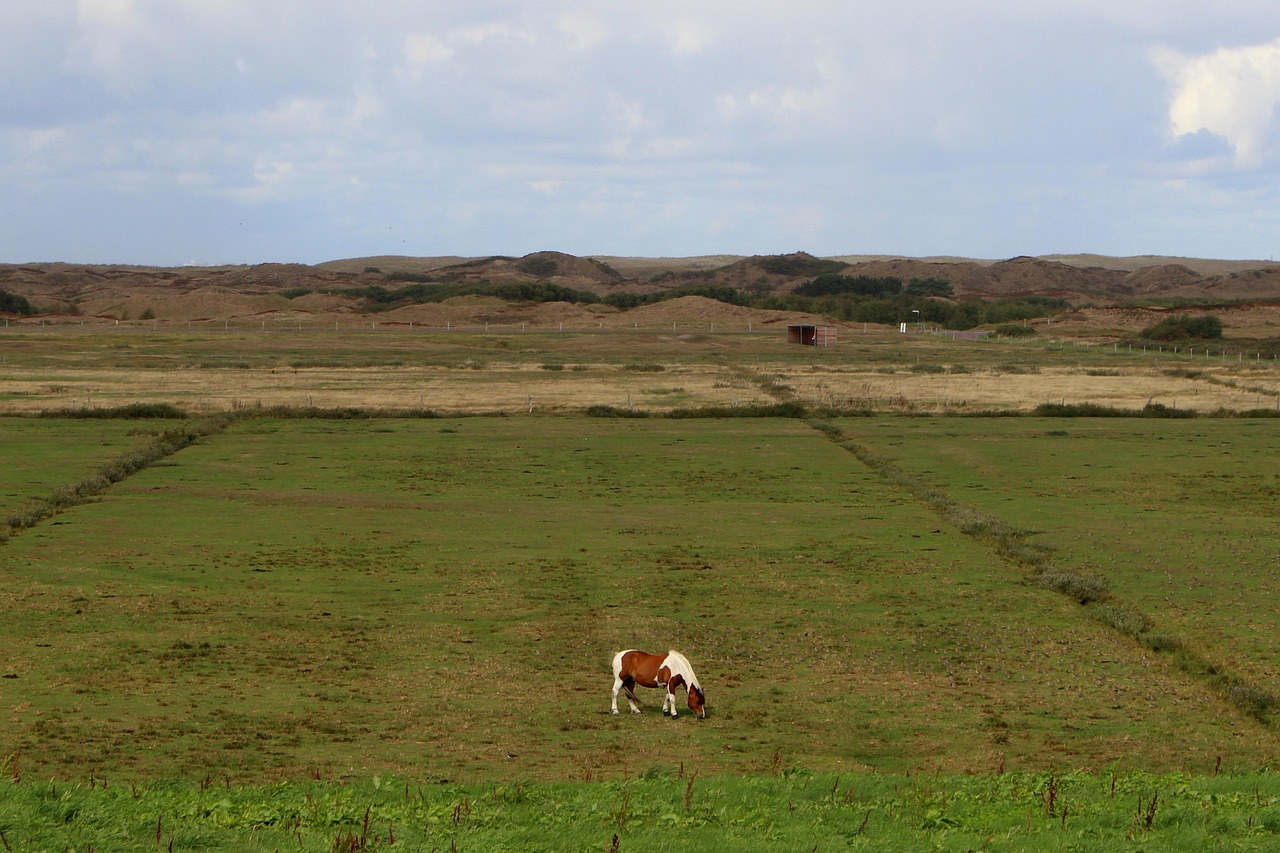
[611,649,706,718]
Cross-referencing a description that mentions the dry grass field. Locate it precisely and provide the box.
[2,324,1279,415]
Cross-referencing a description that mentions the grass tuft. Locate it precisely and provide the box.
[1090,603,1152,638]
[1032,569,1110,604]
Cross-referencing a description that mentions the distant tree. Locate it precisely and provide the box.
[603,292,648,310]
[794,274,902,298]
[904,277,954,297]
[948,299,983,329]
[756,254,845,277]
[0,289,36,315]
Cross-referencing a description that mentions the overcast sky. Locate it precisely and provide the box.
[4,1,1280,265]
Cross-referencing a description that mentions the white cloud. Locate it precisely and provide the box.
[527,180,562,194]
[556,13,608,51]
[66,0,155,91]
[1154,38,1280,168]
[17,127,69,153]
[452,22,533,46]
[661,19,713,55]
[404,32,454,66]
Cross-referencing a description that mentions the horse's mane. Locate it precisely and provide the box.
[665,650,701,692]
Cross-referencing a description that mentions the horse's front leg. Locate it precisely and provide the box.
[665,685,678,717]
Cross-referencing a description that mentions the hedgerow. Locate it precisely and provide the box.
[37,402,188,419]
[667,402,808,419]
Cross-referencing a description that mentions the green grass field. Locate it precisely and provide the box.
[852,417,1280,693]
[3,410,1280,848]
[0,419,154,519]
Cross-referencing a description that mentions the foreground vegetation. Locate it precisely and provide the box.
[4,768,1280,851]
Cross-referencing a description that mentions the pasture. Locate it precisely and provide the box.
[3,325,1280,847]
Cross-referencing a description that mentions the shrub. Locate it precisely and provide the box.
[995,323,1036,337]
[256,406,441,419]
[584,405,648,418]
[1033,402,1120,417]
[667,402,807,419]
[954,408,1024,417]
[39,403,188,419]
[1140,314,1223,341]
[0,289,36,315]
[1031,402,1195,419]
[1141,402,1196,418]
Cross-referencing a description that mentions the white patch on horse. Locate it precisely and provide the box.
[663,650,701,695]
[611,649,642,715]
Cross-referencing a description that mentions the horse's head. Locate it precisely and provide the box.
[688,685,706,719]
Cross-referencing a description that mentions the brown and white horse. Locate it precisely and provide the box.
[611,649,706,718]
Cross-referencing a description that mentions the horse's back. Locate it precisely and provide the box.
[663,650,699,688]
[614,649,670,681]
[612,648,641,676]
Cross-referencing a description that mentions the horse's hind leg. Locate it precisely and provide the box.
[613,677,641,714]
[622,680,642,713]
